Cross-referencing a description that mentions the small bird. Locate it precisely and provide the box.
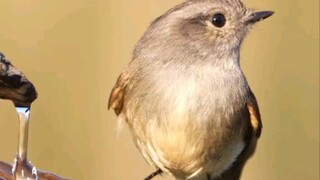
[0,52,37,107]
[109,0,273,179]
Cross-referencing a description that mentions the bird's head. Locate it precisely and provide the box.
[134,0,273,62]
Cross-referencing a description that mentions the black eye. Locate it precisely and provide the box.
[212,13,226,27]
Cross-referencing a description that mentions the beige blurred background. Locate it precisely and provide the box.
[0,0,318,180]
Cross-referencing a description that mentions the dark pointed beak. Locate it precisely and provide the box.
[246,11,274,24]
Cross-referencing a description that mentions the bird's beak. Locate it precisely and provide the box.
[246,11,274,24]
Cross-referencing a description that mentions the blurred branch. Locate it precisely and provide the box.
[0,161,12,180]
[0,161,70,180]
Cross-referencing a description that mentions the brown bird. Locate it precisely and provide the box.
[0,52,37,107]
[109,0,273,179]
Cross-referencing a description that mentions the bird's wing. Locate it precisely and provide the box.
[108,70,131,115]
[247,91,262,139]
[216,91,262,180]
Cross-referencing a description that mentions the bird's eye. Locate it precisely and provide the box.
[212,13,226,27]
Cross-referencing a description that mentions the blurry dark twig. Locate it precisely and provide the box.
[144,169,163,180]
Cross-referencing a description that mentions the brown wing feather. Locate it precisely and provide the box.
[108,71,131,115]
[247,93,262,138]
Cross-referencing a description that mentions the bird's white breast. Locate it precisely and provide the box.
[125,60,249,179]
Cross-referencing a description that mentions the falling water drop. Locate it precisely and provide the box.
[12,107,38,180]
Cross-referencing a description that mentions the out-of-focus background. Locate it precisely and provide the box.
[0,0,318,179]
